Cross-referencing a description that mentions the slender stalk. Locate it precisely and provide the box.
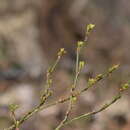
[55,100,73,130]
[43,64,119,110]
[75,47,80,76]
[41,48,65,99]
[19,91,51,124]
[11,112,17,126]
[55,42,84,130]
[64,93,121,126]
[4,64,118,130]
[4,49,66,130]
[4,25,124,130]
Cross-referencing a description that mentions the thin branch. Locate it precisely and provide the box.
[4,25,124,130]
[55,41,85,130]
[63,81,130,127]
[64,93,121,126]
[43,64,119,110]
[41,48,66,100]
[3,64,119,130]
[4,48,66,130]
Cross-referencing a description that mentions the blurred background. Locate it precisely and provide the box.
[0,0,130,130]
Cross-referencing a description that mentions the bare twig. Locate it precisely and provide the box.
[4,24,128,130]
[64,93,121,126]
[55,41,85,130]
[55,24,96,129]
[4,48,66,130]
[63,81,130,126]
[4,63,119,130]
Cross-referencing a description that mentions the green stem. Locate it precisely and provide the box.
[4,65,119,130]
[64,94,121,126]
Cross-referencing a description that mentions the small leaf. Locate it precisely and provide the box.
[96,74,103,80]
[9,104,19,112]
[79,61,85,70]
[122,83,129,90]
[72,96,77,102]
[77,41,85,47]
[88,78,96,86]
[58,48,66,56]
[108,64,120,73]
[86,24,95,34]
